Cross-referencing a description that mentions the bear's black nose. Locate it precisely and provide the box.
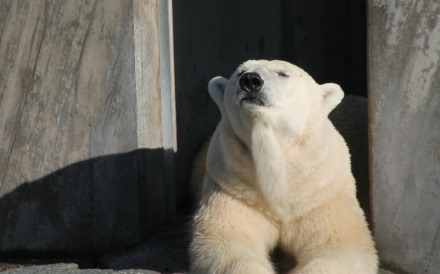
[239,72,264,93]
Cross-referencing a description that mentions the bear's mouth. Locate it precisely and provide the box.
[239,97,265,106]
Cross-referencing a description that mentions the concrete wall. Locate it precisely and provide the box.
[0,0,174,255]
[369,0,440,273]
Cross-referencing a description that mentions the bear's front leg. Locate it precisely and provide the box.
[190,186,279,274]
[286,195,378,273]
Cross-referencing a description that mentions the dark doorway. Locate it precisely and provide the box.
[172,0,367,204]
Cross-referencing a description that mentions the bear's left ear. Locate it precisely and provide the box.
[320,83,344,115]
[208,76,229,113]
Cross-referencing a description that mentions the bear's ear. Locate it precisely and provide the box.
[208,76,228,112]
[320,83,344,115]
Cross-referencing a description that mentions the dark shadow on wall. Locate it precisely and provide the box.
[281,0,367,97]
[0,149,171,259]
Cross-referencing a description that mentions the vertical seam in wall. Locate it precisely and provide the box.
[133,0,142,239]
[1,4,49,189]
[159,0,176,152]
[83,0,99,252]
[132,0,144,240]
[158,0,176,223]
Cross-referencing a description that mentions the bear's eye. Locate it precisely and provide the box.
[277,71,289,78]
[238,70,245,77]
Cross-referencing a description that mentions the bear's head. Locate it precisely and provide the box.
[208,60,344,143]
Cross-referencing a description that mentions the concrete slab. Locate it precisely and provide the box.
[0,213,394,274]
[1,263,160,274]
[99,218,190,274]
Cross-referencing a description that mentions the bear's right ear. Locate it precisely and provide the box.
[208,76,228,112]
[320,83,344,116]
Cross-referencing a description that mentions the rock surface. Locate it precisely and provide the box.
[2,263,160,274]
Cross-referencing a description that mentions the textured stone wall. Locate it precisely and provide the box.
[0,0,172,255]
[369,0,440,273]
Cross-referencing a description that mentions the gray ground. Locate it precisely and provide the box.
[0,214,395,274]
[2,264,160,274]
[0,217,191,274]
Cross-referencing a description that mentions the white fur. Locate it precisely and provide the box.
[190,60,377,273]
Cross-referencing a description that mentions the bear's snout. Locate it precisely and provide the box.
[239,72,264,93]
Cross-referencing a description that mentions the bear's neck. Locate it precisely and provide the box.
[247,119,348,219]
[209,118,350,221]
[249,124,288,202]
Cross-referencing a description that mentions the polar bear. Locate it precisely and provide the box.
[189,60,377,274]
[190,95,370,222]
